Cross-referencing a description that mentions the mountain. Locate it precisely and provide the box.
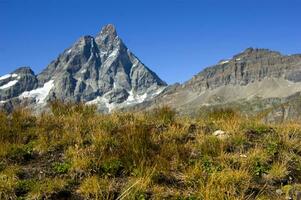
[0,67,38,100]
[0,24,167,112]
[1,25,301,122]
[130,48,301,121]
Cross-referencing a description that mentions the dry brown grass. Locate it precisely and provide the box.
[1,103,301,199]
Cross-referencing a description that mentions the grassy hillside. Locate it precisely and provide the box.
[1,102,301,199]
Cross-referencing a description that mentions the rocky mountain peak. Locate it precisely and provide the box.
[13,66,35,75]
[99,24,117,38]
[233,47,281,60]
[95,24,120,52]
[0,24,167,113]
[0,66,38,102]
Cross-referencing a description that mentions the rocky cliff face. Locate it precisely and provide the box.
[185,48,301,91]
[134,48,301,119]
[0,67,38,101]
[0,24,167,112]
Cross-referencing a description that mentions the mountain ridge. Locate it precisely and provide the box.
[1,25,301,122]
[126,48,301,121]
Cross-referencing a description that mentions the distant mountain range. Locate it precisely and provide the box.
[132,47,301,121]
[1,24,301,122]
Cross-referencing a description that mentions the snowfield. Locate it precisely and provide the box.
[0,80,19,89]
[0,73,18,81]
[19,80,54,104]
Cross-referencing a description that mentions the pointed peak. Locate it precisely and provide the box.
[99,24,117,38]
[13,66,35,75]
[95,24,122,51]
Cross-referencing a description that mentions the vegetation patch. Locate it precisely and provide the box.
[52,162,71,174]
[0,102,301,199]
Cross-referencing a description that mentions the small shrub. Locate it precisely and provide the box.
[243,149,270,178]
[253,159,270,177]
[52,162,71,174]
[201,156,222,173]
[7,143,34,163]
[15,179,35,197]
[100,159,123,176]
[266,141,279,156]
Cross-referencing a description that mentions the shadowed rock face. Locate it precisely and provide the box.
[0,24,167,112]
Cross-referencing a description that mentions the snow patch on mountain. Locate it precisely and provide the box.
[86,96,115,112]
[0,80,19,90]
[86,86,166,112]
[125,87,166,105]
[0,74,12,81]
[0,73,18,81]
[19,80,54,104]
[126,90,147,105]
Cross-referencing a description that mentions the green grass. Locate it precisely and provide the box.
[52,162,71,174]
[1,102,301,199]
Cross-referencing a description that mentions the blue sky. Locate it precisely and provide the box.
[1,0,301,84]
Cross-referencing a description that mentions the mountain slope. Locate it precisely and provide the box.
[132,48,301,118]
[0,24,167,112]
